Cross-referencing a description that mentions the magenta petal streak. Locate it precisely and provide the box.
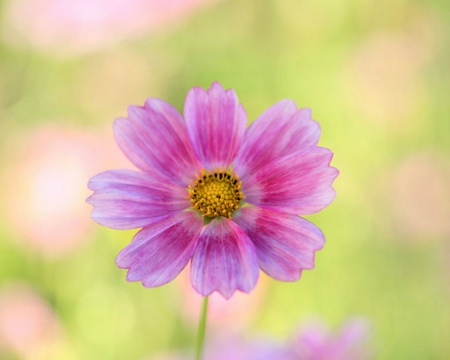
[233,207,325,281]
[114,98,200,187]
[116,211,203,288]
[184,82,247,170]
[243,147,339,215]
[234,100,320,182]
[190,218,259,299]
[87,169,191,230]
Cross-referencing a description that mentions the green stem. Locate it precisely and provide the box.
[195,296,209,360]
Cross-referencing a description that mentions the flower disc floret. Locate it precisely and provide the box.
[188,168,244,219]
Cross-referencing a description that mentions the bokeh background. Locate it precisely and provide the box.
[0,0,449,359]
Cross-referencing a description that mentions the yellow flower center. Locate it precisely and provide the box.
[188,168,244,219]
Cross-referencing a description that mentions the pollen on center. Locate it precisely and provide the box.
[188,167,245,219]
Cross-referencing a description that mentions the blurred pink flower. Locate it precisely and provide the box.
[193,318,372,360]
[74,50,163,120]
[2,125,128,257]
[343,32,427,131]
[2,0,221,56]
[385,151,450,242]
[289,318,374,360]
[0,283,64,359]
[342,7,440,132]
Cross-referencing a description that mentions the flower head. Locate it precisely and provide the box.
[3,0,222,56]
[3,126,122,257]
[0,283,64,359]
[87,82,338,298]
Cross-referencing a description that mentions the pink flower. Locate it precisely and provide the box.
[87,82,338,298]
[205,335,288,360]
[386,150,450,242]
[289,318,374,360]
[199,318,373,360]
[0,283,64,359]
[3,125,127,257]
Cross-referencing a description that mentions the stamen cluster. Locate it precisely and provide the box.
[188,168,244,219]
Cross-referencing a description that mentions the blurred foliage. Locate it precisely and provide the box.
[0,0,450,359]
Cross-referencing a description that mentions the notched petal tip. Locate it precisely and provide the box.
[211,82,239,101]
[186,82,235,103]
[209,81,225,90]
[116,250,130,270]
[113,116,128,129]
[195,283,253,300]
[85,193,94,204]
[86,172,103,191]
[297,106,313,118]
[143,97,164,109]
[330,164,339,177]
[126,102,145,115]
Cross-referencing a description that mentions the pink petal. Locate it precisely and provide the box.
[87,169,190,229]
[190,218,259,299]
[184,82,247,169]
[234,100,320,182]
[335,319,372,358]
[243,147,339,215]
[116,211,203,287]
[233,207,325,281]
[114,98,200,187]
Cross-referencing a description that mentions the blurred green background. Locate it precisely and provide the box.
[0,0,449,359]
